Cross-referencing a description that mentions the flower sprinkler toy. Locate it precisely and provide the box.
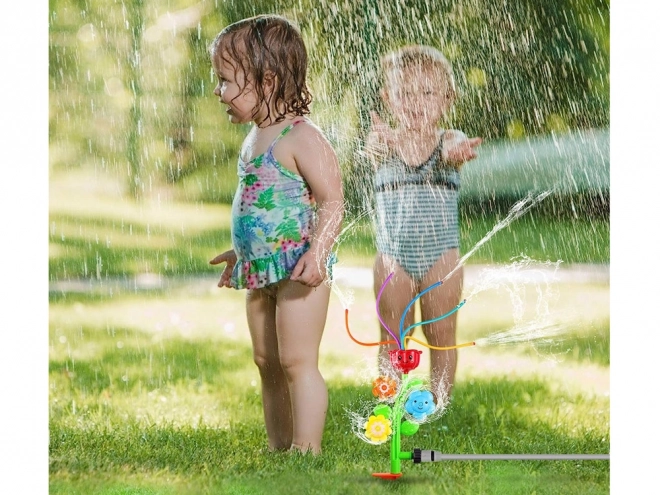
[345,272,476,479]
[345,272,610,476]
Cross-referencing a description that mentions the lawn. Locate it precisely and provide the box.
[48,169,609,282]
[48,169,609,494]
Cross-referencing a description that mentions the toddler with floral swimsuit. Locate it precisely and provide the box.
[208,14,343,454]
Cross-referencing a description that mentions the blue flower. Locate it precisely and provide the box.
[404,390,435,420]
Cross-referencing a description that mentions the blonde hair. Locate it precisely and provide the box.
[381,45,457,103]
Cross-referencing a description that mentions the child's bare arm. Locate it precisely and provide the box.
[442,130,483,169]
[361,111,398,166]
[289,123,344,287]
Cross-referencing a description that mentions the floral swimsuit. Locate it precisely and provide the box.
[230,120,320,289]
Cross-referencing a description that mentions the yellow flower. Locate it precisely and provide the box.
[372,376,397,400]
[364,414,392,444]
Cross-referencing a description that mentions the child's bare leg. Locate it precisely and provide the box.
[246,287,293,451]
[420,248,463,398]
[276,279,330,454]
[373,253,417,373]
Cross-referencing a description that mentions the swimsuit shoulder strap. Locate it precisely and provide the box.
[266,118,306,154]
[430,130,447,165]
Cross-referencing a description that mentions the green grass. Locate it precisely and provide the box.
[49,169,609,493]
[50,327,609,494]
[50,377,609,494]
[49,281,609,494]
[49,169,609,282]
[460,209,609,265]
[522,325,610,367]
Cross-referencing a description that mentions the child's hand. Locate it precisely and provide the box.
[443,132,483,168]
[364,111,398,161]
[290,250,326,288]
[209,249,237,288]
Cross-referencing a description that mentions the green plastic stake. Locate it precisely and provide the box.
[388,373,418,474]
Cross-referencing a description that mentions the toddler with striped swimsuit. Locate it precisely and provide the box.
[364,45,482,398]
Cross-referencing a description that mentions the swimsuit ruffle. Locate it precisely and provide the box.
[230,244,337,290]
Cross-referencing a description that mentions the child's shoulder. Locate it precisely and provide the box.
[272,117,334,164]
[288,117,330,146]
[291,117,323,135]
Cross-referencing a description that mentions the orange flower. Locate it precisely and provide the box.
[372,376,397,399]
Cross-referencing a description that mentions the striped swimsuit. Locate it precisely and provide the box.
[373,132,460,279]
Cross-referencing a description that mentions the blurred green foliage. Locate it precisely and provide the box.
[49,0,609,216]
[304,0,609,135]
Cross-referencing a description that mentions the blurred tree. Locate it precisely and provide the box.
[302,0,608,138]
[49,0,608,208]
[165,8,208,184]
[124,0,145,199]
[219,0,289,23]
[451,0,609,138]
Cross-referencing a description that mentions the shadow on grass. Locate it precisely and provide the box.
[49,331,254,395]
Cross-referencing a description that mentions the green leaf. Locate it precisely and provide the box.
[400,421,420,436]
[275,218,302,242]
[253,187,276,211]
[244,174,259,186]
[373,404,392,419]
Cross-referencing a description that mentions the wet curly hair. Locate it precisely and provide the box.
[209,15,312,123]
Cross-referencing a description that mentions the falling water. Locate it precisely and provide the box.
[443,190,553,282]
